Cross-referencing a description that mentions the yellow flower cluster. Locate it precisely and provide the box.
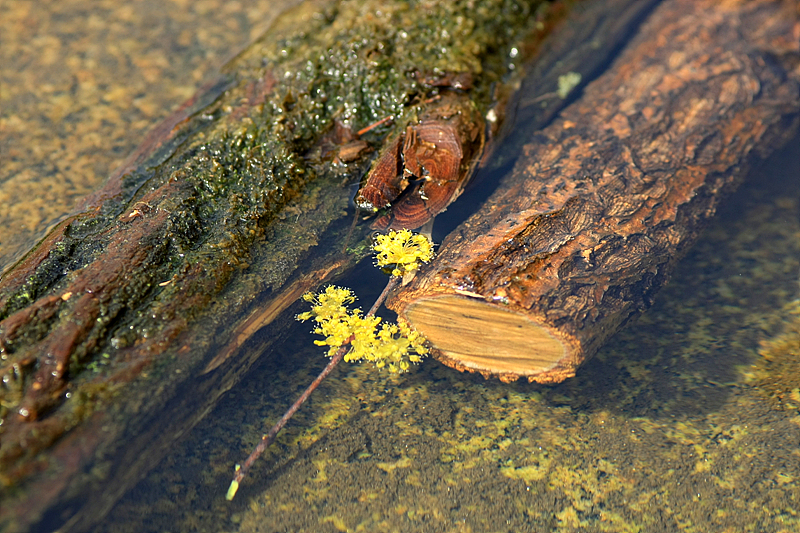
[372,229,434,277]
[296,286,428,373]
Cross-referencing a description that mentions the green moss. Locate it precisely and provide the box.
[2,0,549,356]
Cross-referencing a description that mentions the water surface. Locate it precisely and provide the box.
[105,135,800,533]
[4,1,799,532]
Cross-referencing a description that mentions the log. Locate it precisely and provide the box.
[0,0,565,530]
[389,0,800,383]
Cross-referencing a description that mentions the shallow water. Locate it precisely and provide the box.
[4,1,800,532]
[96,136,800,533]
[0,0,299,272]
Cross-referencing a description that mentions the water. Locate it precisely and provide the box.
[4,0,800,531]
[101,140,800,533]
[0,0,299,272]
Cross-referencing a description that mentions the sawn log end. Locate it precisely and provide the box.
[402,294,582,383]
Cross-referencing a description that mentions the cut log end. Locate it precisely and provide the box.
[404,295,580,384]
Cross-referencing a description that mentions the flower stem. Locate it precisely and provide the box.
[226,275,400,500]
[367,275,399,316]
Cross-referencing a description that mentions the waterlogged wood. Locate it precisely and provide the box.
[355,91,486,230]
[390,0,800,383]
[0,0,559,530]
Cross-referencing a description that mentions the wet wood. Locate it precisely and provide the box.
[390,0,800,383]
[356,92,486,230]
[0,0,560,530]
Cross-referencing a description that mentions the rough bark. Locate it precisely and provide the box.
[389,0,800,383]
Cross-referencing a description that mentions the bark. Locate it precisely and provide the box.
[389,0,800,383]
[0,0,558,530]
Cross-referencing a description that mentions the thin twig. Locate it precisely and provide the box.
[227,275,400,500]
[367,275,399,316]
[355,115,393,137]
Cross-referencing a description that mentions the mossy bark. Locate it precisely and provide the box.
[0,0,558,530]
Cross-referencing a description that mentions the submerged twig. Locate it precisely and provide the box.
[226,229,433,500]
[226,276,400,500]
[225,341,348,501]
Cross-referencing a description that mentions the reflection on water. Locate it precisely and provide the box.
[103,140,800,532]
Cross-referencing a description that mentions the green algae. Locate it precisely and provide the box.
[752,296,800,410]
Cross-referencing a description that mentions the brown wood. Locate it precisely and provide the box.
[389,0,800,383]
[1,0,571,530]
[356,92,485,230]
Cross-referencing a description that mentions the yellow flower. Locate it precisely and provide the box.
[295,286,359,356]
[296,287,428,372]
[372,229,434,277]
